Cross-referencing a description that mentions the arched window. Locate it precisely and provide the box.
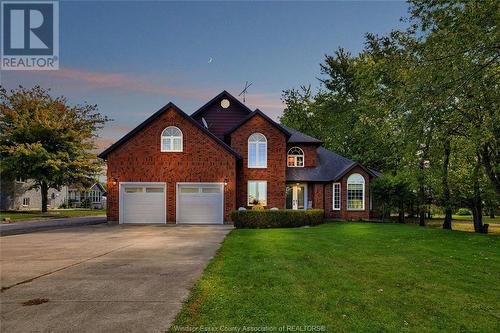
[347,173,365,210]
[287,147,304,167]
[248,133,267,168]
[161,126,183,152]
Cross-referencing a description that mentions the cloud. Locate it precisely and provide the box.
[37,68,215,100]
[2,67,285,113]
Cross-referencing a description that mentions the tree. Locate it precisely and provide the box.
[0,86,108,212]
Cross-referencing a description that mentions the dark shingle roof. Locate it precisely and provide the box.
[224,109,291,138]
[281,125,323,144]
[286,147,376,182]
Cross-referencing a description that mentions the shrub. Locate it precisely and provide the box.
[456,208,472,216]
[230,209,324,229]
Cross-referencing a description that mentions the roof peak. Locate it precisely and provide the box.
[191,90,253,119]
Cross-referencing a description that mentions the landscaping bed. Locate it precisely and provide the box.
[0,209,106,222]
[170,223,500,332]
[231,209,324,228]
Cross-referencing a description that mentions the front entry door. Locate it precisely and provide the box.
[286,184,306,210]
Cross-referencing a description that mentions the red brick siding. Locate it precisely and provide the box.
[287,144,318,168]
[323,166,370,220]
[230,114,287,208]
[311,183,324,209]
[106,107,236,222]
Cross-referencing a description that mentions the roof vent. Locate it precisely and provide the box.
[202,117,209,129]
[220,99,230,108]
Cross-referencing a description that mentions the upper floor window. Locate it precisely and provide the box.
[347,173,365,210]
[161,126,183,152]
[248,133,267,168]
[287,147,304,167]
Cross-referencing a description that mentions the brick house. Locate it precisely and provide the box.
[99,91,380,224]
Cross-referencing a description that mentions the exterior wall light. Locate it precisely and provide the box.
[224,178,228,186]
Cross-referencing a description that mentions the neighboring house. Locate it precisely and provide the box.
[0,177,67,210]
[98,91,380,224]
[68,183,107,209]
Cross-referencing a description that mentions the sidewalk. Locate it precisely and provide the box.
[0,216,107,236]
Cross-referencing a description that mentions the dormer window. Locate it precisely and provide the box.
[248,133,267,168]
[161,126,183,152]
[287,147,304,167]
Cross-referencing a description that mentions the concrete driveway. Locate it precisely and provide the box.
[0,224,232,333]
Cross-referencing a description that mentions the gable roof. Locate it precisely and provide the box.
[286,147,377,182]
[191,90,253,119]
[98,102,241,160]
[224,109,291,139]
[281,125,323,145]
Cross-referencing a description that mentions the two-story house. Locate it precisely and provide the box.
[98,91,379,224]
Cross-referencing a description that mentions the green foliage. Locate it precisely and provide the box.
[281,0,499,230]
[0,86,109,211]
[371,174,416,220]
[230,209,324,229]
[456,208,472,216]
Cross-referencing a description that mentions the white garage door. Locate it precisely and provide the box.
[120,183,166,224]
[177,183,224,224]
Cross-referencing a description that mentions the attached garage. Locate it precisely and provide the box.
[176,183,224,224]
[119,182,166,224]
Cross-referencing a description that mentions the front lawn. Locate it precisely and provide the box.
[0,209,106,221]
[170,223,500,332]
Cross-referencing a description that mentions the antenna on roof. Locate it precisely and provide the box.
[238,81,253,103]
[202,117,209,129]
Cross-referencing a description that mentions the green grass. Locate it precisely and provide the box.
[0,209,106,221]
[170,223,500,333]
[430,214,500,224]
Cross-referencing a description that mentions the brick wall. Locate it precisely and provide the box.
[324,166,371,220]
[229,114,287,208]
[106,107,237,222]
[287,144,318,167]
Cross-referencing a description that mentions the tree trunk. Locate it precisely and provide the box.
[442,139,452,230]
[480,144,500,196]
[490,210,495,218]
[398,202,405,224]
[418,161,426,227]
[41,181,49,213]
[471,156,486,233]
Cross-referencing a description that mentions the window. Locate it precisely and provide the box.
[161,126,183,152]
[332,183,341,210]
[248,133,267,168]
[287,147,304,167]
[124,187,143,193]
[347,173,365,210]
[22,197,30,206]
[248,181,267,206]
[145,187,164,193]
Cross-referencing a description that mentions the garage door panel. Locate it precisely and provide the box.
[177,184,223,224]
[120,183,166,224]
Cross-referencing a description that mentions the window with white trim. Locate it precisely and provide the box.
[22,197,30,206]
[248,181,267,206]
[161,126,183,152]
[287,147,304,167]
[248,133,267,168]
[332,183,341,210]
[347,173,365,210]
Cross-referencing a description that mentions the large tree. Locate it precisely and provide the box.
[0,86,108,212]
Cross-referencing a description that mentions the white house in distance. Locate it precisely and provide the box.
[0,177,106,211]
[68,183,107,209]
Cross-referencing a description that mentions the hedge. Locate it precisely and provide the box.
[230,209,324,229]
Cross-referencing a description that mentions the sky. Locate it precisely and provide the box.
[0,0,410,150]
